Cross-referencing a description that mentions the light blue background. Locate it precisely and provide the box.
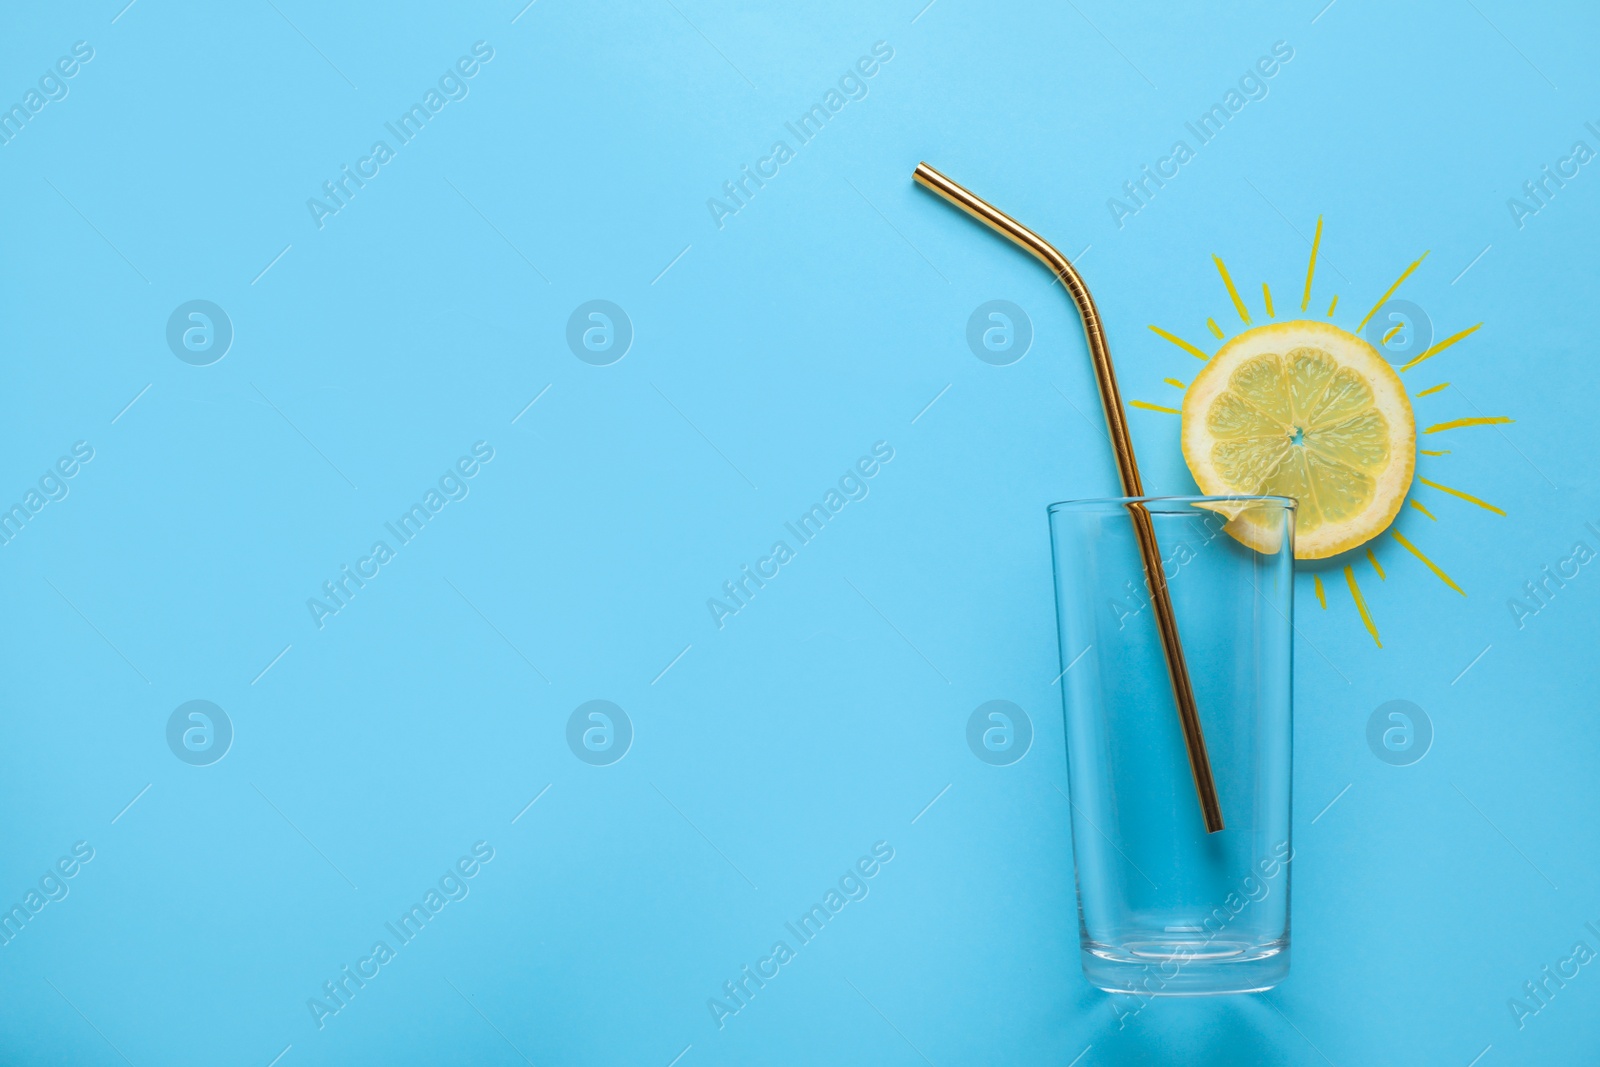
[2,0,1597,1064]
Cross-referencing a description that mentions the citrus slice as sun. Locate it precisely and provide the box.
[1180,319,1415,560]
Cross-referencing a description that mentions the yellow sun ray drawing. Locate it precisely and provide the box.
[1136,218,1511,647]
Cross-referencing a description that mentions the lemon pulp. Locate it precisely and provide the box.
[1181,321,1415,559]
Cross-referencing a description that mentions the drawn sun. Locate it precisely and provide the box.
[1131,219,1511,647]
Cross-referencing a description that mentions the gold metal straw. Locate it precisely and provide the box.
[912,162,1224,834]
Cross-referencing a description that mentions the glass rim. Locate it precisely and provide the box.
[1047,493,1296,515]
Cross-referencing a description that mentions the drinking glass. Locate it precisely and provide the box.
[1048,496,1294,996]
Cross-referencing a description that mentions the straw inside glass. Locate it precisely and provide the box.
[912,162,1224,834]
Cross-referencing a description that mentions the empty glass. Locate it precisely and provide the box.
[1048,496,1294,996]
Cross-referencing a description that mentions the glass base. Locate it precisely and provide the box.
[1081,939,1288,996]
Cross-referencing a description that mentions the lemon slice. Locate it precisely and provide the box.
[1180,320,1415,560]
